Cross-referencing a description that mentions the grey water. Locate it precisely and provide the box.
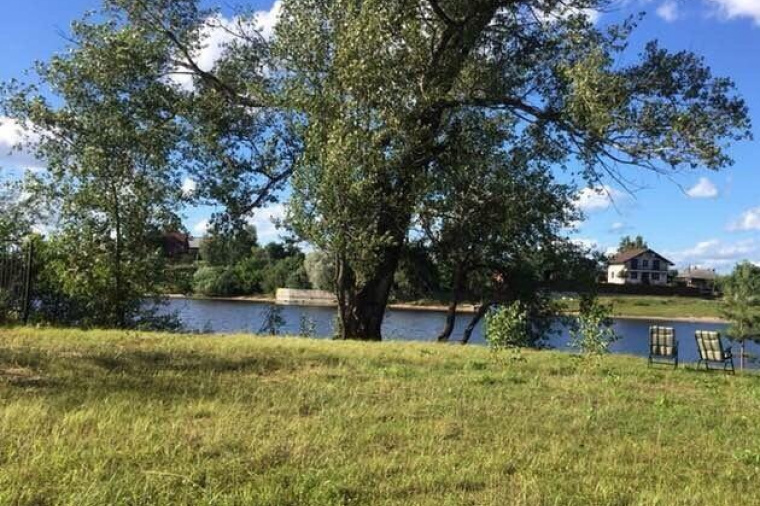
[162,298,754,367]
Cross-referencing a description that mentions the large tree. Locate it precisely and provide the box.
[1,17,185,328]
[279,0,750,339]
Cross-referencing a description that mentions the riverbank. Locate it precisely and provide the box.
[559,295,727,322]
[2,327,758,504]
[166,293,727,322]
[166,293,480,314]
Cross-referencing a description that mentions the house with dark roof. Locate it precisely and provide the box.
[676,266,718,294]
[606,248,674,286]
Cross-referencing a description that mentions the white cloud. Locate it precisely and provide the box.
[666,238,760,271]
[192,218,210,235]
[706,0,760,25]
[686,177,719,198]
[729,206,760,231]
[0,117,43,170]
[610,221,630,233]
[256,1,283,40]
[657,0,680,21]
[246,203,287,244]
[181,177,197,197]
[575,186,625,213]
[170,2,282,90]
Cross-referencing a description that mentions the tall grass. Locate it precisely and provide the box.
[1,327,759,505]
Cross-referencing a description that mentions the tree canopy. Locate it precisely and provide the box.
[618,235,648,253]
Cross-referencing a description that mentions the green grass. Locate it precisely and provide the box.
[559,295,726,320]
[2,328,760,505]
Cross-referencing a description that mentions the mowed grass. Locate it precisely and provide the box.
[560,295,725,320]
[2,329,760,505]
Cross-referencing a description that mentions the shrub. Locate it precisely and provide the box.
[192,266,244,296]
[485,302,531,353]
[570,295,618,356]
[262,256,311,294]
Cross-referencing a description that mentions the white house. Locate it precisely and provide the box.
[606,248,673,286]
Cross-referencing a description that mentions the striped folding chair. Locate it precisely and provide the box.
[649,326,678,368]
[695,330,734,374]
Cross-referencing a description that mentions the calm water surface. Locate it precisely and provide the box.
[163,298,754,366]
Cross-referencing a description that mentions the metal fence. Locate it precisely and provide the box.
[0,240,33,323]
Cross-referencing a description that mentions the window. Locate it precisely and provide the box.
[630,272,638,280]
[630,259,638,269]
[652,273,660,281]
[643,259,649,268]
[653,260,660,271]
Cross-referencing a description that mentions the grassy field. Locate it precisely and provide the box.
[559,295,725,320]
[2,328,760,505]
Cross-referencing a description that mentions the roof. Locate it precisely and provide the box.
[677,267,717,280]
[608,248,674,266]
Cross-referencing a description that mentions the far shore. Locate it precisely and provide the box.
[163,294,728,324]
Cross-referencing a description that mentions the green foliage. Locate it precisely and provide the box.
[303,251,336,292]
[199,225,258,267]
[393,243,441,301]
[0,180,38,242]
[485,303,531,354]
[570,296,618,356]
[28,237,181,329]
[261,254,310,294]
[192,266,242,297]
[721,262,760,345]
[162,264,197,294]
[0,288,12,325]
[1,13,186,329]
[192,242,311,296]
[618,235,648,253]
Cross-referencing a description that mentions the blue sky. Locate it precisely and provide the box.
[0,0,759,271]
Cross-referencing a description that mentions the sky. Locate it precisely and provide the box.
[0,0,759,271]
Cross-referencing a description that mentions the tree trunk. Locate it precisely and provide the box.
[437,265,465,342]
[462,301,493,345]
[335,242,403,341]
[111,184,126,329]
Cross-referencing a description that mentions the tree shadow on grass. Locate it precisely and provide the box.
[0,347,301,401]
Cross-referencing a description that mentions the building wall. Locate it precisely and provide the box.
[607,265,627,285]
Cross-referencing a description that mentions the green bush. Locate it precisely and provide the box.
[262,256,311,294]
[485,302,531,352]
[193,266,244,296]
[570,296,618,356]
[162,265,197,294]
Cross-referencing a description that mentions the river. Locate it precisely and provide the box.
[162,298,754,367]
